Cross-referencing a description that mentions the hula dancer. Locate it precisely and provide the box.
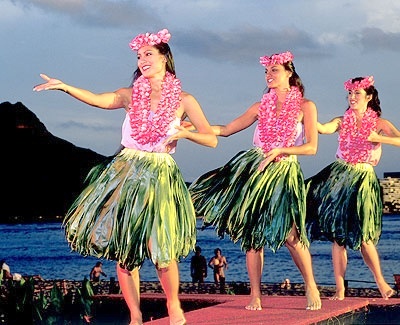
[306,76,400,300]
[33,28,217,325]
[189,51,321,311]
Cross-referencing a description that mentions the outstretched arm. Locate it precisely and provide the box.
[213,102,259,137]
[369,118,400,146]
[368,133,400,146]
[33,74,131,110]
[179,102,259,137]
[317,116,342,134]
[163,92,217,148]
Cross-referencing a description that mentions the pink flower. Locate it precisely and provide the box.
[258,87,302,160]
[338,107,378,163]
[129,72,182,145]
[260,51,294,67]
[344,76,374,91]
[129,28,171,51]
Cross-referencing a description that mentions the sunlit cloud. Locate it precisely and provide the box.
[363,1,400,33]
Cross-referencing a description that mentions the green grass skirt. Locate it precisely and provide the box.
[305,159,382,250]
[64,148,196,270]
[189,147,309,252]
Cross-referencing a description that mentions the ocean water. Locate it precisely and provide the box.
[1,215,399,289]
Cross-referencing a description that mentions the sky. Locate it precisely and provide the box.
[2,0,400,181]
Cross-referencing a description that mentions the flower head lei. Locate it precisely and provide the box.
[258,86,303,160]
[129,72,182,145]
[344,76,374,91]
[338,107,378,164]
[260,51,294,67]
[129,28,171,51]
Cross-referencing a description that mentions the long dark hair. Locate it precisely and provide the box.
[130,43,176,86]
[285,61,305,96]
[265,59,305,96]
[346,77,381,117]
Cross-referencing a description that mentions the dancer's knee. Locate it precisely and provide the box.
[285,233,300,248]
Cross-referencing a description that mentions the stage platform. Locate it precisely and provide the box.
[137,293,400,325]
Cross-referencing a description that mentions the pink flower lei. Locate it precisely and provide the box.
[344,76,374,91]
[129,28,171,51]
[129,72,182,145]
[260,51,294,67]
[338,107,378,164]
[258,86,303,160]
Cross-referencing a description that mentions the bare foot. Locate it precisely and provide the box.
[377,282,395,300]
[128,311,143,325]
[245,297,262,311]
[168,307,186,325]
[329,288,345,301]
[306,286,321,310]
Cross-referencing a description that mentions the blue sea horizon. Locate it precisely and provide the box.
[1,215,399,289]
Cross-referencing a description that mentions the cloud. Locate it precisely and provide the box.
[359,27,400,52]
[174,25,331,64]
[2,0,400,179]
[8,0,162,28]
[58,119,117,132]
[364,1,400,32]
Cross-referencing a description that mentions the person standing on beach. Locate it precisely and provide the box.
[189,51,321,311]
[306,76,400,301]
[90,261,107,283]
[190,246,207,285]
[208,248,228,286]
[90,261,107,294]
[33,28,217,325]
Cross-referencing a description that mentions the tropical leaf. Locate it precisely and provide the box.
[49,282,64,314]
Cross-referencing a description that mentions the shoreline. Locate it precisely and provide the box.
[0,211,398,224]
[24,277,390,300]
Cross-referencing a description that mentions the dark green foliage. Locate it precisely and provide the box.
[0,277,93,324]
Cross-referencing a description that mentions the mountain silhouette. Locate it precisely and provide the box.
[0,101,108,222]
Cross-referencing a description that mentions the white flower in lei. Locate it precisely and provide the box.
[258,86,303,160]
[129,72,182,145]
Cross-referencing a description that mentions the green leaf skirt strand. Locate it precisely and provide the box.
[189,147,309,252]
[305,159,382,250]
[64,148,196,270]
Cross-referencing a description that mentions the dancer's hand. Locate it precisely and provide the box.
[367,130,380,143]
[33,74,65,92]
[181,120,195,130]
[257,148,281,171]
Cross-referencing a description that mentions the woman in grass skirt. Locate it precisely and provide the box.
[306,76,400,300]
[33,29,217,325]
[189,51,321,311]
